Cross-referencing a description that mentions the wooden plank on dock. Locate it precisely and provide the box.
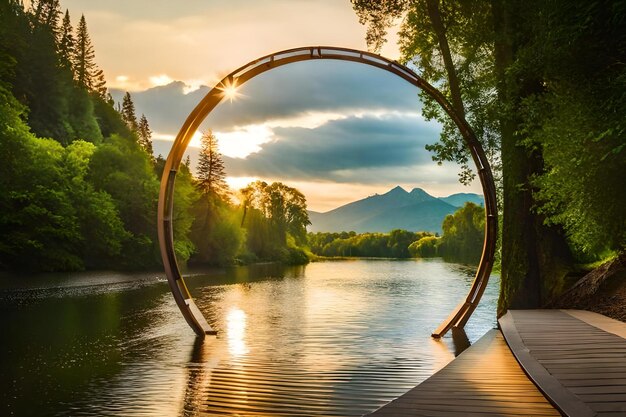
[365,329,560,416]
[500,309,626,417]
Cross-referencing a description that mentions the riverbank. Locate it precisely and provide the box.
[550,252,626,322]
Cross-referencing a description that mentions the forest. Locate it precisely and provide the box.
[0,0,310,272]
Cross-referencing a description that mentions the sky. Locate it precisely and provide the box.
[60,0,481,211]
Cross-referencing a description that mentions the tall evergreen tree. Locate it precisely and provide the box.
[73,14,106,97]
[120,91,138,132]
[57,10,73,70]
[137,114,153,157]
[13,0,72,142]
[91,66,107,98]
[30,0,61,32]
[196,130,229,200]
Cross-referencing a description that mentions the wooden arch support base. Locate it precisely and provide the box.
[157,46,498,338]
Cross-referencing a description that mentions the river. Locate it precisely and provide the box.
[0,259,499,416]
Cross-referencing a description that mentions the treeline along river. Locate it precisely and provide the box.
[0,259,498,416]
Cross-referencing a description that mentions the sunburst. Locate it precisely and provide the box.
[217,77,242,103]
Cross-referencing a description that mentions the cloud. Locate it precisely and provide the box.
[109,47,479,205]
[149,74,174,87]
[204,60,422,131]
[222,113,442,183]
[110,81,210,135]
[111,60,423,135]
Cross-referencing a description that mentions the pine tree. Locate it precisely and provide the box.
[120,91,138,132]
[73,14,106,97]
[91,67,107,98]
[30,0,61,32]
[196,130,229,200]
[17,0,72,142]
[137,114,153,156]
[57,9,74,70]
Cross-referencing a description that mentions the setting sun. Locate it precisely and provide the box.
[217,78,241,103]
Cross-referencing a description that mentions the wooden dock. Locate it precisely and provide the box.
[366,329,560,416]
[367,309,626,417]
[501,309,626,416]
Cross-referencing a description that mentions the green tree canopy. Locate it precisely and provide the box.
[408,235,439,258]
[438,202,484,264]
[89,134,159,267]
[241,181,311,246]
[0,85,80,270]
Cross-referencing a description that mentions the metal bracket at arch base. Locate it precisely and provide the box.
[157,46,498,339]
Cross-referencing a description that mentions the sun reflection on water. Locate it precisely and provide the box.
[226,307,249,357]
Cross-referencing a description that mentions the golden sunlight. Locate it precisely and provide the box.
[217,78,241,103]
[226,308,249,357]
[149,74,174,87]
[189,131,203,148]
[189,124,272,158]
[226,176,259,191]
[214,125,273,158]
[223,85,238,101]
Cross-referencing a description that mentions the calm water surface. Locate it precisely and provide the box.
[0,259,499,416]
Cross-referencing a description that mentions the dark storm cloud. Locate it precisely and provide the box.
[110,60,423,134]
[222,113,441,182]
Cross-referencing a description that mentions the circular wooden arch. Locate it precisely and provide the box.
[157,46,498,339]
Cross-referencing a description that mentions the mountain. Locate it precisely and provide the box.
[439,192,484,207]
[308,186,483,234]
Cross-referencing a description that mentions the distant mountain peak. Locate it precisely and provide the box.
[308,186,484,233]
[410,187,430,196]
[438,192,485,207]
[409,187,437,203]
[385,185,408,195]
